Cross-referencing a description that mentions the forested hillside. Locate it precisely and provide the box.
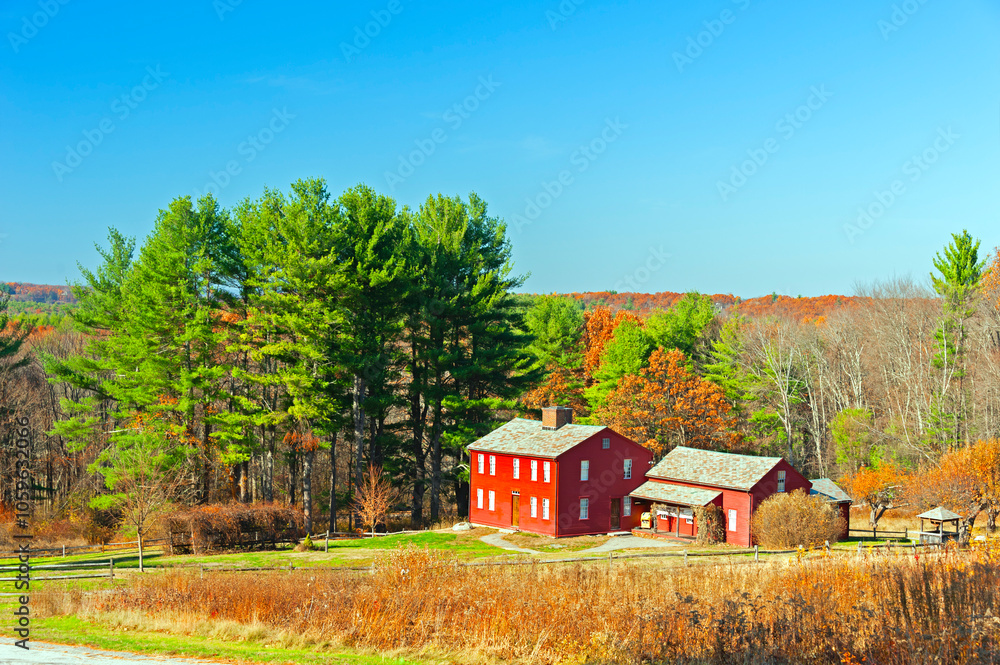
[1,182,998,537]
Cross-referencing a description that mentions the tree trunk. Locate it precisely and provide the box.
[264,438,274,503]
[429,397,444,522]
[328,432,338,534]
[302,446,315,535]
[138,530,144,573]
[288,450,298,507]
[232,462,242,501]
[239,460,250,503]
[353,375,367,531]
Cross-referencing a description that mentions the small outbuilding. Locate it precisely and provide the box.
[809,478,852,540]
[631,446,811,547]
[917,506,961,544]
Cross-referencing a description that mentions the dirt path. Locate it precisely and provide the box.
[479,533,539,553]
[576,535,682,553]
[0,640,220,664]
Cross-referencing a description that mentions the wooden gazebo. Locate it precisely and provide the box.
[917,506,961,544]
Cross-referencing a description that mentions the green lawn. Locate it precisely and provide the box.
[34,614,430,665]
[1,529,504,572]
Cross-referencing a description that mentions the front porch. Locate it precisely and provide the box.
[629,480,723,542]
[631,527,695,543]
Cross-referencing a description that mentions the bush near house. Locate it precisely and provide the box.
[752,489,845,548]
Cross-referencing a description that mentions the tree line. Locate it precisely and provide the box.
[2,198,998,536]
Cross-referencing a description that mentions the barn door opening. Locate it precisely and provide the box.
[610,498,621,530]
[511,493,520,527]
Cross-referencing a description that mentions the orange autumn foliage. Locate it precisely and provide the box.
[842,464,906,528]
[912,438,1000,535]
[595,347,743,458]
[582,307,642,378]
[520,366,588,416]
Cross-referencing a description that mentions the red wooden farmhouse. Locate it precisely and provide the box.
[468,407,653,536]
[631,446,813,547]
[469,407,851,543]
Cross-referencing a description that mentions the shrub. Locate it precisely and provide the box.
[751,489,845,549]
[164,503,304,553]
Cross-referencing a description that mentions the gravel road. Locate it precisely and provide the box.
[0,640,220,665]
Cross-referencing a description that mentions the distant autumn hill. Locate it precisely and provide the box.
[560,291,855,322]
[2,282,76,304]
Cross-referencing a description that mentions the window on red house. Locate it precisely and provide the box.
[531,460,538,481]
[728,509,737,531]
[477,489,483,510]
[477,454,484,474]
[488,490,495,511]
[530,496,537,517]
[602,437,610,449]
[623,496,631,516]
[489,455,496,476]
[513,458,520,479]
[777,470,786,492]
[579,498,589,519]
[624,459,632,480]
[581,460,589,481]
[543,461,551,483]
[542,498,550,520]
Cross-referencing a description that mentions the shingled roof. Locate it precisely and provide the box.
[809,478,852,504]
[466,418,607,459]
[630,480,722,507]
[647,446,782,491]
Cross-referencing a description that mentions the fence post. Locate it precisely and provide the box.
[824,540,830,554]
[754,545,758,563]
[325,531,329,554]
[62,545,65,558]
[857,541,862,556]
[109,558,114,582]
[683,550,688,566]
[905,527,908,541]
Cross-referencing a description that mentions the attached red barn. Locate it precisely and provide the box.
[631,447,812,547]
[468,407,654,536]
[809,478,853,540]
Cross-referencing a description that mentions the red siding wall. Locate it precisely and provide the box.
[469,428,653,537]
[556,431,654,536]
[469,452,558,535]
[837,502,851,540]
[641,458,813,547]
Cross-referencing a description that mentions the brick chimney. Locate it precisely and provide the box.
[542,406,573,430]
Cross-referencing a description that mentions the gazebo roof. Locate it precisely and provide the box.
[917,506,961,521]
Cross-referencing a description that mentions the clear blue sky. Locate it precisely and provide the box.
[1,0,997,297]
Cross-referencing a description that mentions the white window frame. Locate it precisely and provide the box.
[489,455,496,476]
[728,509,737,532]
[530,496,537,518]
[623,496,631,517]
[477,454,484,474]
[579,498,589,520]
[513,458,520,479]
[624,458,632,480]
[581,460,589,482]
[476,488,484,510]
[777,470,786,493]
[542,498,550,520]
[543,461,551,483]
[530,460,538,481]
[602,437,610,449]
[488,490,495,512]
